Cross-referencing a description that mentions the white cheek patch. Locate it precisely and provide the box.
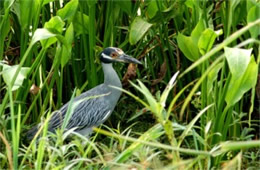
[101,53,112,60]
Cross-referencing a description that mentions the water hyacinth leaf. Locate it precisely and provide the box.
[129,17,152,45]
[177,33,200,62]
[225,47,252,79]
[61,23,74,68]
[198,29,222,55]
[247,6,260,39]
[225,56,258,107]
[2,65,30,91]
[73,12,89,36]
[57,0,78,22]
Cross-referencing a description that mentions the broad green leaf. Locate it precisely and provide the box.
[61,24,74,68]
[2,65,30,91]
[40,16,65,48]
[191,19,205,44]
[129,17,152,45]
[225,47,252,79]
[31,28,56,45]
[57,0,78,22]
[44,16,65,33]
[177,33,200,62]
[116,1,132,15]
[198,29,222,55]
[73,12,89,36]
[225,56,258,107]
[247,6,260,39]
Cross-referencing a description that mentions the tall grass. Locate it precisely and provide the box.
[0,0,259,169]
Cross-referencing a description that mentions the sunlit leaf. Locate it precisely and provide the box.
[44,16,65,33]
[225,56,258,107]
[2,64,30,91]
[198,29,222,55]
[40,16,65,48]
[129,17,152,45]
[31,28,56,45]
[225,47,252,79]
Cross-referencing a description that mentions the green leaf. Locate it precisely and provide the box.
[177,33,200,62]
[2,64,30,91]
[40,16,65,48]
[57,0,78,22]
[61,23,74,68]
[44,16,65,33]
[225,47,252,79]
[247,5,260,39]
[129,17,152,45]
[191,19,205,44]
[198,29,222,55]
[225,56,258,107]
[72,12,89,36]
[31,28,56,45]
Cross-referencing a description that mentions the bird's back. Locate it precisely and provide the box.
[27,83,121,140]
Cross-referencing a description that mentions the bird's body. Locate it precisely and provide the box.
[27,47,141,140]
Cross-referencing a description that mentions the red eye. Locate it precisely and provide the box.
[111,53,117,58]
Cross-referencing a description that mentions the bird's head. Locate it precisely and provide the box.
[100,47,142,64]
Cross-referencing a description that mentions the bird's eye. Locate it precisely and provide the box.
[111,53,117,58]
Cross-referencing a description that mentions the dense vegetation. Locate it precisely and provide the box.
[0,0,259,169]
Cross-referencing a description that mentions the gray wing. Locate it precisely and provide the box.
[48,84,112,132]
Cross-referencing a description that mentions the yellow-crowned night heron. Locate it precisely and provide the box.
[27,47,141,140]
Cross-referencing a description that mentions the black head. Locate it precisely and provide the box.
[100,47,142,64]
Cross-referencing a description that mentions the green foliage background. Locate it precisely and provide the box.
[0,0,259,169]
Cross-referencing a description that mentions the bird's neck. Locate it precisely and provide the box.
[102,63,122,89]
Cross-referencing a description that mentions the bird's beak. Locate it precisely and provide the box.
[117,54,142,65]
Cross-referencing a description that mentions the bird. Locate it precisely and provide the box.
[27,47,142,140]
